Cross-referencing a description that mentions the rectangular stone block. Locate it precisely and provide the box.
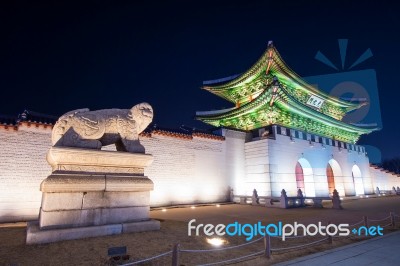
[47,147,154,170]
[82,191,150,209]
[122,219,160,233]
[41,192,83,211]
[39,206,149,229]
[105,175,154,192]
[27,221,122,245]
[40,174,106,192]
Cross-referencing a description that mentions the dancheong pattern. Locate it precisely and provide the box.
[196,42,378,143]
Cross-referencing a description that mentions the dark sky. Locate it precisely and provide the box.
[1,1,399,161]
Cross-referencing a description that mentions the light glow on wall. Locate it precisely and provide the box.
[352,164,365,195]
[298,158,316,197]
[328,159,345,197]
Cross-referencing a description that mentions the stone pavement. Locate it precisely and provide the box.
[275,231,400,266]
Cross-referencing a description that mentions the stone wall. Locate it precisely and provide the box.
[369,166,400,191]
[244,138,271,196]
[141,134,228,206]
[0,125,230,222]
[0,124,52,222]
[243,125,377,198]
[0,124,399,222]
[220,129,247,196]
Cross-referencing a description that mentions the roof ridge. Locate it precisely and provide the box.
[22,110,58,119]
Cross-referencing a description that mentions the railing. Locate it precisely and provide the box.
[121,251,172,265]
[119,212,400,266]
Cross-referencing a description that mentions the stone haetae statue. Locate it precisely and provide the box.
[27,103,159,245]
[52,103,153,153]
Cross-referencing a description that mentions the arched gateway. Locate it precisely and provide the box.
[352,165,364,195]
[295,158,315,197]
[326,159,344,196]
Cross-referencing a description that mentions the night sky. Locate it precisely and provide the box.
[1,1,399,161]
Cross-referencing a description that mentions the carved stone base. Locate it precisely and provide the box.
[40,206,150,229]
[47,146,153,175]
[39,173,154,229]
[40,174,154,193]
[27,147,159,244]
[26,219,161,244]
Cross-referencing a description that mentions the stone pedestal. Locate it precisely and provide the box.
[26,147,160,244]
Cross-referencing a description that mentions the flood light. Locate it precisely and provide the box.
[206,237,226,247]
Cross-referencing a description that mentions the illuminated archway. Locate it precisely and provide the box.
[326,159,344,196]
[326,164,335,195]
[352,165,364,195]
[296,158,315,197]
[295,162,305,192]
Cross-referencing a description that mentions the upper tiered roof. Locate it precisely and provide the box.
[196,41,378,143]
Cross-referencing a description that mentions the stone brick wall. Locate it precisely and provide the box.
[0,125,52,222]
[140,135,228,206]
[220,129,247,196]
[0,124,398,222]
[243,125,377,198]
[245,138,270,196]
[0,126,229,222]
[369,166,400,191]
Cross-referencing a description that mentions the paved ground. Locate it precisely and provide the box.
[150,196,400,226]
[1,196,400,265]
[149,197,400,265]
[275,231,400,266]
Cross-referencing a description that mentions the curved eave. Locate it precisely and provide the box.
[202,73,242,86]
[200,87,237,104]
[269,48,362,110]
[276,91,378,135]
[196,87,270,121]
[202,47,271,91]
[344,101,368,113]
[197,85,378,136]
[196,107,237,117]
